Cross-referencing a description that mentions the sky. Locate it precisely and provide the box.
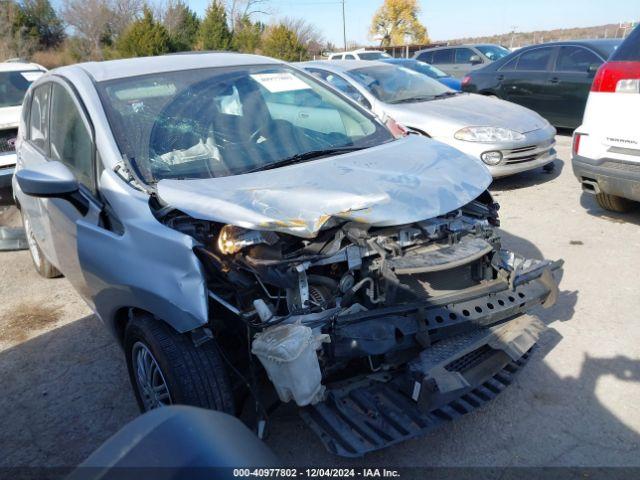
[184,0,639,46]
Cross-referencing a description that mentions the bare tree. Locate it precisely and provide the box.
[226,0,270,27]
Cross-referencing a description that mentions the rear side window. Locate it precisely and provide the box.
[306,68,371,109]
[29,83,50,151]
[49,84,94,189]
[454,48,475,64]
[432,49,453,64]
[416,51,434,63]
[611,25,640,61]
[344,54,356,60]
[516,47,554,71]
[555,46,601,72]
[499,56,518,71]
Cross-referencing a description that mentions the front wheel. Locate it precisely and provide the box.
[21,212,61,278]
[124,315,235,413]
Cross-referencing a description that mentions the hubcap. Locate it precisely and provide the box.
[131,342,172,410]
[23,216,41,266]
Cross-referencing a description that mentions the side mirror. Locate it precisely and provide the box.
[469,55,482,65]
[15,161,79,198]
[587,63,600,75]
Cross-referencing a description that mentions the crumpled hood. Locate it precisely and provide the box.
[157,135,492,238]
[0,106,20,130]
[384,93,548,137]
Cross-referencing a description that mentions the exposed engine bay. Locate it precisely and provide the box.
[159,190,563,456]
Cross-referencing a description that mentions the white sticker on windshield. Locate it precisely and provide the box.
[21,71,44,82]
[250,72,312,93]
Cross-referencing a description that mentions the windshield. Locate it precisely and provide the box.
[406,61,449,79]
[98,65,393,183]
[0,70,43,108]
[476,45,510,61]
[346,65,453,104]
[357,52,391,60]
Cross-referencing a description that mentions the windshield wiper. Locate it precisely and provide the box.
[246,146,366,173]
[432,91,459,100]
[390,95,435,104]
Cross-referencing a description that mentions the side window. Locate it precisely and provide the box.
[20,91,31,136]
[516,47,554,71]
[454,48,475,64]
[555,46,601,73]
[499,56,518,71]
[344,54,356,60]
[431,49,453,64]
[29,84,50,151]
[416,51,434,63]
[49,83,94,189]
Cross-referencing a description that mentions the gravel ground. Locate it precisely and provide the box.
[0,134,639,468]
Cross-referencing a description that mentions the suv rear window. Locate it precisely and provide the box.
[611,25,640,61]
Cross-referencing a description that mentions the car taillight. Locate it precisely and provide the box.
[591,61,640,93]
[572,133,583,156]
[461,75,471,86]
[384,116,408,138]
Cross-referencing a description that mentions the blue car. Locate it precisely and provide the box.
[382,58,462,91]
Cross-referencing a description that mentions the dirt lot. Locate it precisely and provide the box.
[1,134,639,468]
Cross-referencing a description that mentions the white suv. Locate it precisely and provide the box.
[328,49,391,60]
[0,60,46,197]
[572,25,640,212]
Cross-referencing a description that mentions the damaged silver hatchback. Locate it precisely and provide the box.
[13,53,563,457]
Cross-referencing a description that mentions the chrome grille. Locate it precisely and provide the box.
[503,138,555,165]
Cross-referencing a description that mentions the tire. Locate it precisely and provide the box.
[124,314,235,414]
[21,212,61,278]
[595,192,632,213]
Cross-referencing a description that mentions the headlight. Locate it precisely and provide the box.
[454,126,525,143]
[217,225,278,255]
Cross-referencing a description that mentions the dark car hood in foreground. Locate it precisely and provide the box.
[157,135,492,238]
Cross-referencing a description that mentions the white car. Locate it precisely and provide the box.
[572,25,640,212]
[300,60,556,178]
[0,60,46,195]
[328,49,391,61]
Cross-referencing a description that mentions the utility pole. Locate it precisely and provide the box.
[342,0,347,51]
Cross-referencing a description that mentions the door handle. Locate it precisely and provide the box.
[550,77,560,84]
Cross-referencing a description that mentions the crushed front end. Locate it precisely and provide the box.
[162,190,563,457]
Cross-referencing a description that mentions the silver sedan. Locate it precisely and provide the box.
[299,60,557,178]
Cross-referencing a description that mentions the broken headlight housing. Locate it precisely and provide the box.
[454,126,525,143]
[217,225,278,255]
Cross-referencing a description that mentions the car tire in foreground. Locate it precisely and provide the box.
[21,212,62,278]
[124,314,235,414]
[595,192,632,213]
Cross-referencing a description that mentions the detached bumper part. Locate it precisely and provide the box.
[302,316,543,457]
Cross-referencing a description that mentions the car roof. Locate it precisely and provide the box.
[66,52,282,83]
[0,61,46,72]
[514,39,622,58]
[299,60,389,73]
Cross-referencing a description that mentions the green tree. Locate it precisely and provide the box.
[262,23,307,61]
[116,8,173,58]
[164,0,200,52]
[16,0,65,49]
[232,15,263,53]
[369,0,429,47]
[198,0,232,51]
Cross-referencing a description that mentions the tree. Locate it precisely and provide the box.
[163,0,200,51]
[232,15,263,53]
[369,0,429,47]
[17,0,65,49]
[261,23,307,61]
[116,8,172,57]
[61,0,115,58]
[198,0,232,51]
